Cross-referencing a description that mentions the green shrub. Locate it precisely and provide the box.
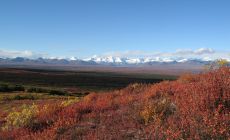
[3,104,38,130]
[10,85,25,91]
[27,87,49,93]
[0,84,10,92]
[12,94,36,100]
[0,84,25,92]
[49,90,68,96]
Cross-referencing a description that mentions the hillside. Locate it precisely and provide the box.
[0,67,229,139]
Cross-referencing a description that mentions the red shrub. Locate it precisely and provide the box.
[0,67,229,139]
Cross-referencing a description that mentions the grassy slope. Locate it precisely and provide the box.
[0,67,229,139]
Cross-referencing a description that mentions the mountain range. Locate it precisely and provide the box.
[0,56,225,66]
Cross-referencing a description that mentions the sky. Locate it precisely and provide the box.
[0,0,230,59]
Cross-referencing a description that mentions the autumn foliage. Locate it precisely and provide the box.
[0,67,229,139]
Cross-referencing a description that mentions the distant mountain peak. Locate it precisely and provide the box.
[0,56,229,66]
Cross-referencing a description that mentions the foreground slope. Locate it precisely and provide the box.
[0,67,229,139]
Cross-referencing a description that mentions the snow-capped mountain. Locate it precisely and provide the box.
[82,56,221,65]
[0,56,229,66]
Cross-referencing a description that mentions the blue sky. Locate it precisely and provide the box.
[0,0,229,59]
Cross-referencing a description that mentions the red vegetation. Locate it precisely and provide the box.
[0,67,229,140]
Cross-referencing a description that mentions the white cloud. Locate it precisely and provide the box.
[174,48,215,55]
[103,50,149,57]
[0,49,47,59]
[0,48,229,61]
[101,48,229,60]
[194,48,215,55]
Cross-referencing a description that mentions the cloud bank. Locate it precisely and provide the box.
[175,48,215,55]
[0,49,47,59]
[0,48,229,61]
[103,48,229,60]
